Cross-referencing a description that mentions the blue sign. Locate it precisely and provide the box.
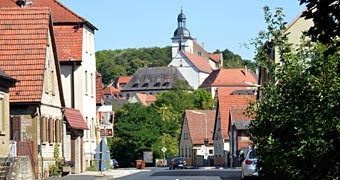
[94,138,110,171]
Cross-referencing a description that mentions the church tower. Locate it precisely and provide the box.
[171,9,194,58]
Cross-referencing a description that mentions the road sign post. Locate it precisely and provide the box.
[161,147,167,166]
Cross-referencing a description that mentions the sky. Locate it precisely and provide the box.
[58,1,305,60]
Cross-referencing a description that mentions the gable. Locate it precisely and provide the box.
[0,7,51,102]
[185,110,216,145]
[216,89,256,140]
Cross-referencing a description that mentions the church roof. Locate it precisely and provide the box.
[182,52,213,74]
[209,54,222,63]
[122,67,187,91]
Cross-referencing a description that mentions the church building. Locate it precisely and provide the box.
[168,9,223,90]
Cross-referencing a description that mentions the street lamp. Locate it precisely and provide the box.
[191,111,208,165]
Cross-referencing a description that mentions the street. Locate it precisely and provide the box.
[47,168,242,180]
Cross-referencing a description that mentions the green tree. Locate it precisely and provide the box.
[248,6,340,180]
[299,0,340,45]
[214,48,258,70]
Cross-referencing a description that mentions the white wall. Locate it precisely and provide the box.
[81,26,97,168]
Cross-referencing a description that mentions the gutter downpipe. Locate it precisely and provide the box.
[71,61,76,109]
[61,108,65,160]
[38,105,44,178]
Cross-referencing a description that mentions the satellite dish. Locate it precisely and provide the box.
[16,0,26,7]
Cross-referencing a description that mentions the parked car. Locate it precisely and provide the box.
[241,147,258,179]
[112,159,119,168]
[169,157,187,170]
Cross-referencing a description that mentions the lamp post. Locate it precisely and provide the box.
[191,111,208,166]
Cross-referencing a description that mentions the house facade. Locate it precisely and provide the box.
[213,88,256,167]
[228,106,254,167]
[169,9,222,90]
[180,110,216,166]
[0,7,65,178]
[0,69,17,157]
[0,0,99,174]
[259,12,313,86]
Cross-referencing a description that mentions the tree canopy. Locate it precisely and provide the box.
[96,47,257,85]
[109,86,215,167]
[248,6,340,179]
[299,0,340,45]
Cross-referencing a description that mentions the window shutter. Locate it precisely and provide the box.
[55,119,62,143]
[49,118,54,143]
[42,117,47,143]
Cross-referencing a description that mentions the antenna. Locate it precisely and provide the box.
[180,0,183,11]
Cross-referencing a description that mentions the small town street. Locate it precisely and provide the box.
[46,167,242,180]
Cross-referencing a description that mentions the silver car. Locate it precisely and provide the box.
[241,147,258,179]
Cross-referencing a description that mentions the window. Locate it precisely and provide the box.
[0,94,3,134]
[85,71,88,95]
[198,51,202,56]
[85,31,88,53]
[162,82,170,87]
[153,83,161,87]
[184,133,188,140]
[91,73,94,96]
[51,70,55,95]
[142,83,149,87]
[132,83,138,88]
[209,149,213,154]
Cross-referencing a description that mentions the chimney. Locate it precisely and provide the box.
[16,0,26,7]
[244,65,248,76]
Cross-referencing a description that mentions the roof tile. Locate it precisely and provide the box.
[185,110,216,145]
[64,107,89,130]
[182,52,213,73]
[0,7,50,102]
[217,88,256,139]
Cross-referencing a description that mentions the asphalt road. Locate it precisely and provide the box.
[47,168,242,180]
[116,169,241,180]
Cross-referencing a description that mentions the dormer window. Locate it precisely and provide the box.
[142,83,149,87]
[162,82,170,87]
[154,82,161,87]
[132,83,138,88]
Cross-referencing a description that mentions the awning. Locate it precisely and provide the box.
[64,107,89,130]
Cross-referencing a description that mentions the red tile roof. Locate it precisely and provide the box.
[200,68,258,88]
[217,88,256,139]
[0,0,96,26]
[104,86,119,95]
[0,0,98,62]
[230,106,253,121]
[54,25,83,61]
[96,72,104,105]
[64,107,89,130]
[209,54,221,63]
[182,52,213,73]
[135,93,156,106]
[185,110,216,145]
[0,7,50,102]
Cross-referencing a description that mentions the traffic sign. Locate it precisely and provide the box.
[161,147,167,153]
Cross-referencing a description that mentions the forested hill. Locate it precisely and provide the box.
[96,46,257,85]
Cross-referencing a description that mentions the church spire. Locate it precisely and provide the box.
[173,8,191,39]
